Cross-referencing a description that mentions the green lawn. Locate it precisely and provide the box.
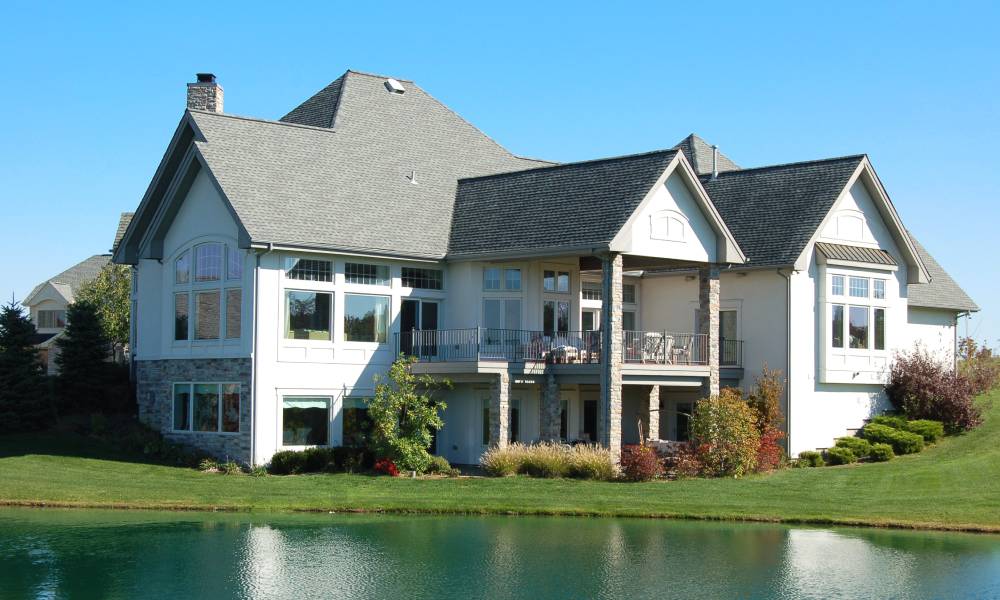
[1,391,997,532]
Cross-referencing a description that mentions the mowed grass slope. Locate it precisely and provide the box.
[0,391,997,532]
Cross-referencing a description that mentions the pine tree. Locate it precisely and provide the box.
[0,301,51,432]
[56,300,112,413]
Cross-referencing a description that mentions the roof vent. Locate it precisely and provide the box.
[384,78,405,94]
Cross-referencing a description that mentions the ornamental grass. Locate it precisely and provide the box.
[480,442,617,481]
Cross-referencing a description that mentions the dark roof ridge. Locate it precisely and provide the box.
[708,154,866,176]
[459,148,678,183]
[187,109,340,135]
[345,69,415,83]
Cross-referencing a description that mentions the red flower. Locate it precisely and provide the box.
[374,458,399,476]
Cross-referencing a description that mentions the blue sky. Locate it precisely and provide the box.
[1,1,996,345]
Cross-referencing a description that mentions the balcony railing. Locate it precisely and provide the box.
[396,329,739,367]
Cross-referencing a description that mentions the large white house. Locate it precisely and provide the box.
[113,72,978,465]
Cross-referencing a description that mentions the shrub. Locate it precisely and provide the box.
[958,337,1000,395]
[747,366,787,473]
[480,445,521,476]
[519,444,570,478]
[886,345,981,432]
[565,445,616,481]
[868,443,895,462]
[268,450,307,475]
[374,458,400,476]
[690,389,761,477]
[834,436,872,457]
[333,446,373,472]
[862,423,924,455]
[756,428,786,472]
[198,458,219,472]
[302,447,338,473]
[425,455,453,474]
[870,414,908,430]
[905,419,944,443]
[796,451,824,467]
[825,446,857,466]
[249,465,268,477]
[660,442,703,479]
[620,444,662,482]
[480,443,616,480]
[220,460,244,475]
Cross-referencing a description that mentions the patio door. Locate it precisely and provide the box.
[401,299,438,357]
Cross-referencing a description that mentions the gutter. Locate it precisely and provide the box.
[249,242,274,465]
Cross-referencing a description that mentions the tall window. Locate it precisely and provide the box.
[543,300,570,335]
[482,398,491,445]
[282,397,329,446]
[401,267,442,290]
[849,306,869,349]
[483,298,521,331]
[622,284,637,304]
[173,242,242,342]
[345,263,389,286]
[509,399,521,443]
[172,383,240,433]
[344,294,389,343]
[874,308,886,350]
[285,291,332,340]
[831,305,844,348]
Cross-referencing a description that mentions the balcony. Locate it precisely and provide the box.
[396,329,741,368]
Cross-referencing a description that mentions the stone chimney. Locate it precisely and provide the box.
[186,73,223,112]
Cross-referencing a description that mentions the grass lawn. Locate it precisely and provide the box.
[1,391,997,532]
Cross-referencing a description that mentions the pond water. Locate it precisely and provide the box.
[0,508,998,599]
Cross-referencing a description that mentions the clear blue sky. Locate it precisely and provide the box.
[1,1,996,346]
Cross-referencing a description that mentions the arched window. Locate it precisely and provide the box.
[650,210,688,242]
[173,241,243,342]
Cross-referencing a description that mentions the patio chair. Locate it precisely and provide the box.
[642,332,664,363]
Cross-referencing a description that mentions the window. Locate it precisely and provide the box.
[582,310,597,332]
[509,398,521,443]
[544,270,570,293]
[483,267,501,290]
[623,311,636,331]
[194,290,220,340]
[873,279,886,300]
[282,397,329,446]
[874,307,886,351]
[286,258,332,282]
[401,267,442,290]
[483,298,521,330]
[175,251,191,284]
[172,383,240,433]
[225,289,241,339]
[559,399,568,440]
[195,243,223,282]
[504,269,521,290]
[174,293,189,340]
[831,275,844,296]
[849,277,869,298]
[543,300,570,335]
[227,248,243,280]
[676,403,692,442]
[345,263,389,286]
[285,291,332,340]
[342,397,372,448]
[849,306,869,349]
[831,305,844,348]
[582,282,602,301]
[36,310,66,329]
[622,284,637,304]
[344,294,389,343]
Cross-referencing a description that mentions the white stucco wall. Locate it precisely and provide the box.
[905,307,957,366]
[620,171,718,263]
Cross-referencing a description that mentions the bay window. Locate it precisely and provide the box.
[831,305,844,348]
[849,306,869,349]
[828,273,888,352]
[874,308,886,350]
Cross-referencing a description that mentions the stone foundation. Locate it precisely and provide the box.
[136,358,252,463]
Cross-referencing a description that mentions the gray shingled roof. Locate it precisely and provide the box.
[699,156,865,267]
[673,134,739,176]
[191,71,547,259]
[24,254,110,305]
[449,150,678,257]
[816,242,897,266]
[280,74,346,128]
[113,212,134,251]
[907,234,978,312]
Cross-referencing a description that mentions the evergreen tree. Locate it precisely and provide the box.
[56,300,112,413]
[0,301,51,432]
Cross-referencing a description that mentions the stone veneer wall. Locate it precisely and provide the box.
[136,358,252,463]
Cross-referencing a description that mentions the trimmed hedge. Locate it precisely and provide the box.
[796,451,825,467]
[870,415,908,430]
[862,423,925,455]
[267,447,373,475]
[905,419,945,443]
[825,446,857,466]
[868,443,895,462]
[834,437,873,457]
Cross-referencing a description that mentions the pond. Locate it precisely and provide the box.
[1,508,998,599]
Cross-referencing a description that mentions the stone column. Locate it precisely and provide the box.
[647,385,660,442]
[599,253,623,459]
[698,265,721,397]
[489,372,510,447]
[540,373,561,441]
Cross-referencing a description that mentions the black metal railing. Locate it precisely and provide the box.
[396,329,735,367]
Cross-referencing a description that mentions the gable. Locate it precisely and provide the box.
[161,168,242,260]
[818,179,885,247]
[23,282,71,308]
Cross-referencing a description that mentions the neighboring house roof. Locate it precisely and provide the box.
[23,254,110,306]
[29,332,57,345]
[672,134,740,176]
[815,242,897,266]
[179,71,550,260]
[113,212,134,251]
[699,156,865,268]
[906,234,979,312]
[449,150,679,258]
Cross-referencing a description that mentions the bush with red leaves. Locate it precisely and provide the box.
[620,444,663,482]
[886,346,982,433]
[660,442,703,479]
[755,427,785,472]
[374,458,400,477]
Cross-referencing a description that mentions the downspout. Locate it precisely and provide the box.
[778,268,793,454]
[249,242,274,466]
